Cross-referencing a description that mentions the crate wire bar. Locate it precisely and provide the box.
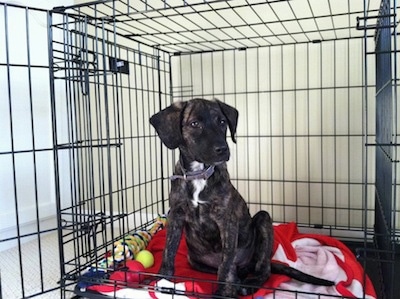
[368,0,400,298]
[0,0,399,299]
[0,3,63,299]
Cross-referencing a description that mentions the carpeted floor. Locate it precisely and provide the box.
[0,232,74,299]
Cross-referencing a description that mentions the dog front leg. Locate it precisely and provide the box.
[159,206,184,277]
[214,220,239,298]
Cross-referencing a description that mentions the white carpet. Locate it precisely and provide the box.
[0,232,74,299]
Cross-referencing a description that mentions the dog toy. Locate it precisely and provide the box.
[110,260,146,284]
[135,249,154,268]
[94,215,167,270]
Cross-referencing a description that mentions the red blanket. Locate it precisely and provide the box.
[88,223,377,298]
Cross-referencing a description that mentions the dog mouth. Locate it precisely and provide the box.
[204,157,229,166]
[205,151,230,165]
[188,144,230,166]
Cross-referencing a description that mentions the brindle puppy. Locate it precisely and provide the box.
[150,98,333,298]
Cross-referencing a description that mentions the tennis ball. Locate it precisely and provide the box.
[135,250,154,268]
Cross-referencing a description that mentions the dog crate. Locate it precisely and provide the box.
[1,0,399,298]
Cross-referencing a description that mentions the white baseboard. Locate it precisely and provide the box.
[0,202,57,252]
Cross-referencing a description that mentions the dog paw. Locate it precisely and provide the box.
[238,286,258,297]
[213,286,239,299]
[158,266,174,278]
[212,293,237,299]
[237,278,262,296]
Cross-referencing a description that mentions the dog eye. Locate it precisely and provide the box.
[190,121,200,128]
[219,119,227,126]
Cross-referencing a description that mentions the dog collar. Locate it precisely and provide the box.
[170,164,215,181]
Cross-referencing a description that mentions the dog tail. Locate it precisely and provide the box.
[271,263,335,286]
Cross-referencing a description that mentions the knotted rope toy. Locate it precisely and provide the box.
[94,215,167,271]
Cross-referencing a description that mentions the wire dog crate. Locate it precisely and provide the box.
[1,0,399,298]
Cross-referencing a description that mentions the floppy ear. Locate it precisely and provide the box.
[150,101,186,149]
[216,99,239,143]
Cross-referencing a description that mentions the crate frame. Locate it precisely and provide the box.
[1,1,399,298]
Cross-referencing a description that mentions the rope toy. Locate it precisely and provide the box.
[94,215,167,271]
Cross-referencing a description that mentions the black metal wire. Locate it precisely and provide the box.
[2,1,399,299]
[372,1,399,298]
[49,0,385,54]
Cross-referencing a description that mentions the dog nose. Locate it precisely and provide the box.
[214,145,228,155]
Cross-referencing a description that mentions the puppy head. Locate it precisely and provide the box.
[150,98,238,164]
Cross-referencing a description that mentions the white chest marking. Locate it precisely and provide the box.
[190,162,207,207]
